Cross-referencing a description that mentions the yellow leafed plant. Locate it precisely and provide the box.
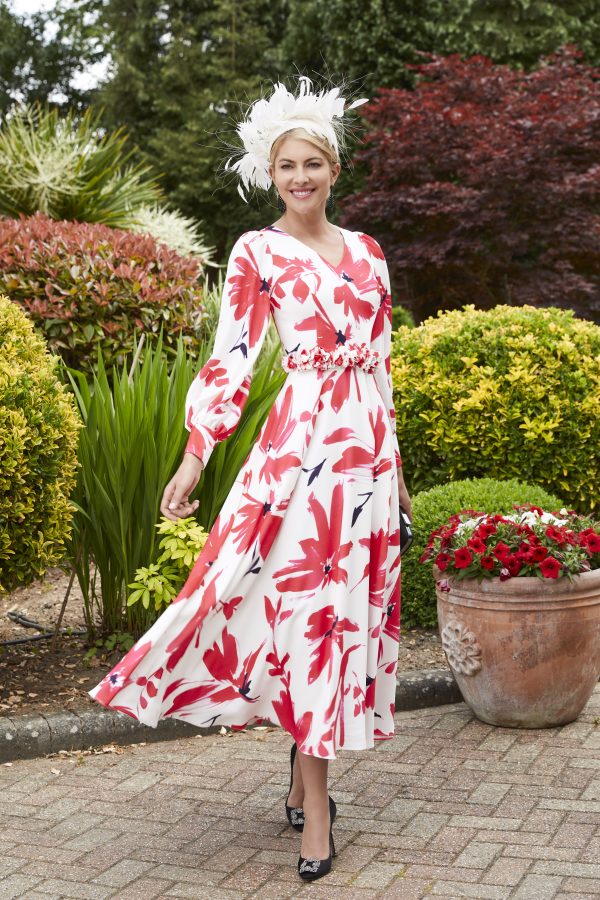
[390,305,600,511]
[0,295,80,592]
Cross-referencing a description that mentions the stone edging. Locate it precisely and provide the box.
[0,668,461,763]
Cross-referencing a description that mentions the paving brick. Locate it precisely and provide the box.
[0,860,24,879]
[350,861,404,888]
[18,894,63,900]
[144,864,225,885]
[482,856,532,886]
[454,841,503,869]
[532,861,600,879]
[111,877,174,899]
[494,796,539,818]
[246,883,299,899]
[579,780,600,801]
[203,847,258,872]
[399,812,448,842]
[384,879,436,899]
[555,894,599,899]
[511,874,563,899]
[431,881,510,898]
[449,815,522,831]
[501,845,579,863]
[561,875,600,893]
[92,859,155,887]
[24,879,112,899]
[61,828,122,852]
[1,689,599,899]
[219,862,281,893]
[403,864,481,882]
[551,823,596,849]
[18,861,101,883]
[523,809,566,834]
[0,874,43,899]
[468,782,511,805]
[164,885,253,899]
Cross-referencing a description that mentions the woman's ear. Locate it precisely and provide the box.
[331,162,341,187]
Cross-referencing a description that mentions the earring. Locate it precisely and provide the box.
[327,188,335,213]
[277,193,286,213]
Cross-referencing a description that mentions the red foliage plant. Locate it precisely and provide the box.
[341,46,600,323]
[0,212,205,371]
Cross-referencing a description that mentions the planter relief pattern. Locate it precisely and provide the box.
[435,567,600,728]
[440,620,482,676]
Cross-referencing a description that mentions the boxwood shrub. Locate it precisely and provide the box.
[0,295,80,592]
[391,305,600,510]
[402,476,563,629]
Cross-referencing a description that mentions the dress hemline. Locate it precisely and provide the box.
[88,689,396,760]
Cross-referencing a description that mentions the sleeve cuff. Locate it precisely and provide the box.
[184,426,209,466]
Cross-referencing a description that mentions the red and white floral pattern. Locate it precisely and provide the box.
[282,342,381,373]
[89,225,402,759]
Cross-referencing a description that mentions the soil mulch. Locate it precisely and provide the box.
[1,567,448,720]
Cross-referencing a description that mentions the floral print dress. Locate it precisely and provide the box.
[89,225,402,760]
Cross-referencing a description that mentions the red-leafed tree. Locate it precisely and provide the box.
[341,47,600,323]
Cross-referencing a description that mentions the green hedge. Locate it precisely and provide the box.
[402,477,563,629]
[0,294,80,592]
[0,213,206,372]
[391,305,600,510]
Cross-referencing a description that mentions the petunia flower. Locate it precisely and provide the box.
[467,536,486,554]
[540,556,561,579]
[435,551,451,571]
[454,547,473,569]
[492,541,511,562]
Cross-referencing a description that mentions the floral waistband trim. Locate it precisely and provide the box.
[281,342,381,373]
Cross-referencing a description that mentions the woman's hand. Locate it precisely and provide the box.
[160,453,204,521]
[397,467,412,522]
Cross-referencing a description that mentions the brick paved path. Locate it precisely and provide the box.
[1,687,599,900]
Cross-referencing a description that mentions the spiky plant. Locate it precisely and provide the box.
[0,102,161,226]
[129,204,215,265]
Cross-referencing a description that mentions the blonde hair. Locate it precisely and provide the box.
[269,127,339,168]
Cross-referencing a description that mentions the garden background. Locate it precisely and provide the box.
[0,0,599,716]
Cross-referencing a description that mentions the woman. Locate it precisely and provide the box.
[89,79,412,882]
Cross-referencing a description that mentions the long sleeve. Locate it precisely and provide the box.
[369,239,402,469]
[184,231,272,470]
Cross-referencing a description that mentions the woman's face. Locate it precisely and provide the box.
[269,136,340,215]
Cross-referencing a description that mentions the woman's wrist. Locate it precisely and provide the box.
[183,450,204,470]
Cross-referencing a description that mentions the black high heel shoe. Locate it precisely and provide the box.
[285,743,337,832]
[297,809,337,881]
[285,742,305,830]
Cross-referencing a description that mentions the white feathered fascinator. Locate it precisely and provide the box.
[225,77,368,201]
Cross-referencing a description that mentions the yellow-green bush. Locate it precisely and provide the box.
[0,295,80,592]
[391,305,600,511]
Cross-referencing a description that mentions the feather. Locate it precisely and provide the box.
[227,79,369,195]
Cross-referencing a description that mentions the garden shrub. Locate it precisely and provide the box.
[402,477,563,629]
[342,50,600,323]
[0,294,80,592]
[0,102,160,227]
[129,204,214,264]
[67,329,285,639]
[391,305,600,511]
[392,304,414,331]
[0,212,207,371]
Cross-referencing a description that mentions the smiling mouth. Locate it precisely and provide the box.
[290,189,315,199]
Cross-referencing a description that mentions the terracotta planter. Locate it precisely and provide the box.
[435,567,600,728]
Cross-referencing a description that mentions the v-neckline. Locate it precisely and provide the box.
[268,224,350,273]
